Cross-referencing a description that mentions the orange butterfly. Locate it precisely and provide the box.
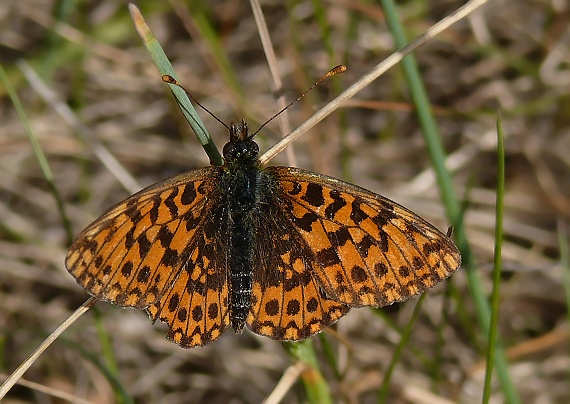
[66,120,461,348]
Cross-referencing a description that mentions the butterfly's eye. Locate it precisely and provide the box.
[222,141,234,158]
[248,140,259,156]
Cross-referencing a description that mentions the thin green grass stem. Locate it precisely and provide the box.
[129,4,222,166]
[380,1,520,402]
[283,340,333,404]
[483,114,506,402]
[377,294,426,402]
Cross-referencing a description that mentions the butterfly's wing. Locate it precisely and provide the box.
[260,167,461,310]
[65,167,231,347]
[246,193,350,340]
[145,196,232,348]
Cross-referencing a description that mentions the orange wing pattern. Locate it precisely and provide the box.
[246,201,349,340]
[146,205,231,347]
[66,161,461,347]
[66,167,231,347]
[268,167,459,306]
[243,166,460,341]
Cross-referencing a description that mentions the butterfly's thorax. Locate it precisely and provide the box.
[221,121,265,333]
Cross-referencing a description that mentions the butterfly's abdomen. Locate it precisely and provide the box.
[225,164,258,333]
[229,211,253,332]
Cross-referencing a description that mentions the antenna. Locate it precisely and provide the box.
[252,65,347,137]
[163,65,347,137]
[162,75,230,130]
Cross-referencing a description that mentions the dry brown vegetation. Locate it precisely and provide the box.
[0,0,568,403]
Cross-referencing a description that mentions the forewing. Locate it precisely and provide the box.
[266,166,461,308]
[66,167,230,347]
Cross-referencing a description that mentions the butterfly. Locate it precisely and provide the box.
[65,119,461,348]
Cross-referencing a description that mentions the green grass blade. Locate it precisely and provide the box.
[317,333,341,380]
[377,294,426,402]
[282,340,332,404]
[380,1,520,402]
[128,4,222,166]
[93,308,120,378]
[60,337,133,404]
[483,114,506,402]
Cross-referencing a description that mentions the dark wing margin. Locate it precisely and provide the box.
[265,166,461,309]
[65,167,230,347]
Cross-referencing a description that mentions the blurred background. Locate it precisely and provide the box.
[0,0,568,402]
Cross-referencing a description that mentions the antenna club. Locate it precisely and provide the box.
[329,65,347,76]
[161,75,230,130]
[162,75,178,85]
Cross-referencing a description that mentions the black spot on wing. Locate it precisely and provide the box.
[302,183,325,207]
[293,212,319,232]
[324,189,346,219]
[181,183,197,205]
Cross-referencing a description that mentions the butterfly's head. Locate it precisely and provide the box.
[223,119,259,164]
